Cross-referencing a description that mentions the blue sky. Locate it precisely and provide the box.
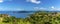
[0,0,60,11]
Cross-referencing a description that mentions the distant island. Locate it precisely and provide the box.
[13,11,35,13]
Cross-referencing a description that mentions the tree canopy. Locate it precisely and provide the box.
[0,11,60,24]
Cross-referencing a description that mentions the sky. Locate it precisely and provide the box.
[0,0,60,11]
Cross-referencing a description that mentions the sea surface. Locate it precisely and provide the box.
[0,11,34,18]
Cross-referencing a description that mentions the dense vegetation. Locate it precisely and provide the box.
[0,11,60,24]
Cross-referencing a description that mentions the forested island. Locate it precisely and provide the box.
[0,11,60,24]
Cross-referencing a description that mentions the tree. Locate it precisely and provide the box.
[27,11,60,24]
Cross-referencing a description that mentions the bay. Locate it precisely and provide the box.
[0,11,34,18]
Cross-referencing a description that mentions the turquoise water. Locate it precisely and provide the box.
[0,11,34,18]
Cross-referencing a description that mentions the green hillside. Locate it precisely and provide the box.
[0,11,60,24]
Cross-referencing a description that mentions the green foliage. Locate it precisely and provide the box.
[27,11,60,24]
[0,11,60,24]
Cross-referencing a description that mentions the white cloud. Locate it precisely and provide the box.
[51,8,60,11]
[0,8,24,11]
[33,6,60,11]
[27,0,41,4]
[34,7,39,10]
[33,7,46,11]
[0,0,3,3]
[51,6,55,9]
[50,6,60,11]
[0,0,12,3]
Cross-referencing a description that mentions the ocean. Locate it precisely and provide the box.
[0,11,34,18]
